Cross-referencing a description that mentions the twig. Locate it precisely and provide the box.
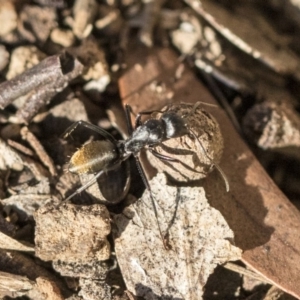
[21,127,57,177]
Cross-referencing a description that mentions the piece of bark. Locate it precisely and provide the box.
[0,53,80,109]
[114,173,242,299]
[37,204,112,279]
[16,54,84,123]
[21,126,57,177]
[117,45,300,299]
[35,203,111,263]
[7,139,34,156]
[0,52,84,123]
[0,249,70,297]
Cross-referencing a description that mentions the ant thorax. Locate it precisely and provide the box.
[146,103,224,183]
[123,118,166,154]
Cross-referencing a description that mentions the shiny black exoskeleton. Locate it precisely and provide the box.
[123,111,188,154]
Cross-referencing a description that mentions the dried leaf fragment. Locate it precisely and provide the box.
[114,173,241,300]
[21,126,57,176]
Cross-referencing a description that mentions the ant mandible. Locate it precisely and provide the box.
[62,102,229,248]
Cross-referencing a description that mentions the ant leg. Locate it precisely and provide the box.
[58,158,125,208]
[149,148,206,174]
[64,170,105,202]
[137,107,169,116]
[125,104,169,129]
[135,106,171,128]
[125,104,145,130]
[45,169,106,212]
[149,148,179,162]
[184,101,218,119]
[124,104,134,135]
[133,153,169,250]
[62,120,118,145]
[189,128,230,192]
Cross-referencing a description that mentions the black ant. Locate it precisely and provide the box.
[62,102,229,248]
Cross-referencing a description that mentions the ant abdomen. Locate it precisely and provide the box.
[69,140,118,174]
